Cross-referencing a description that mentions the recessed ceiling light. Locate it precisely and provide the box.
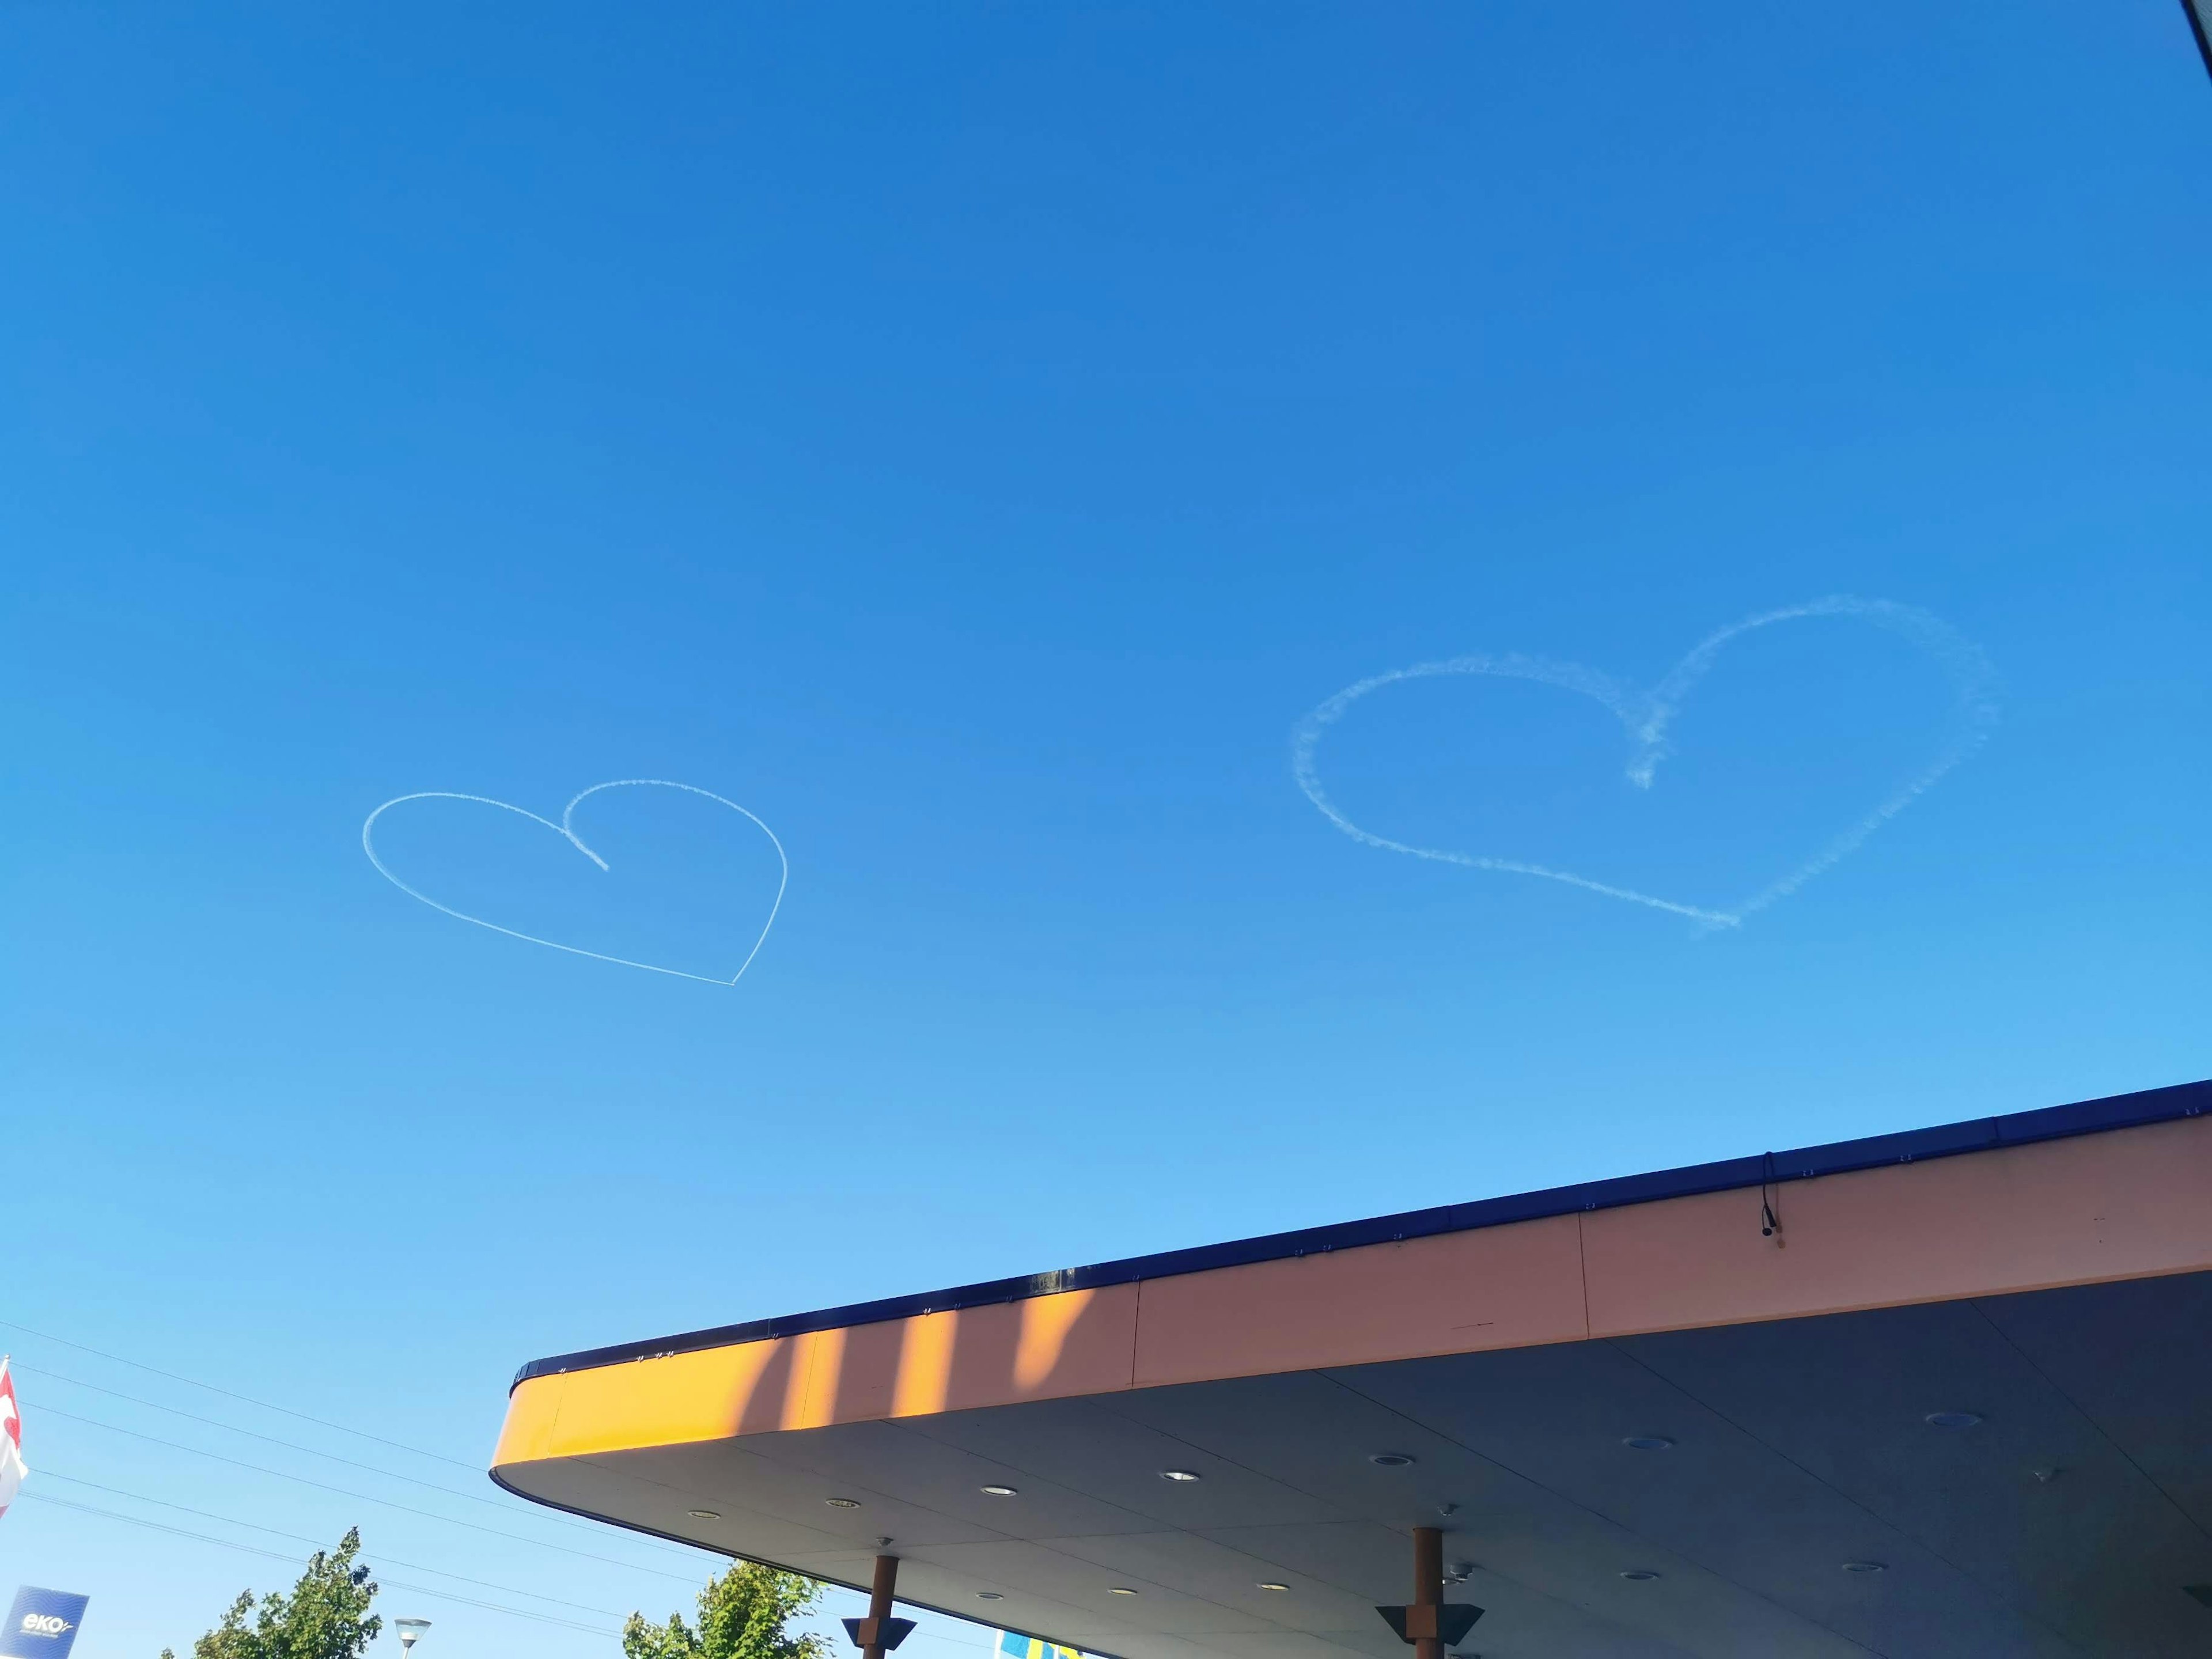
[687,1508,721,1520]
[1842,1562,1887,1574]
[1619,1570,1660,1582]
[824,1498,862,1509]
[1369,1452,1415,1467]
[981,1484,1020,1497]
[1925,1411,1982,1430]
[1160,1469,1202,1482]
[1622,1436,1674,1452]
[1257,1583,1290,1593]
[976,1593,1004,1602]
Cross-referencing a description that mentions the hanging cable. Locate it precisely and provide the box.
[6,1324,995,1656]
[0,1323,706,1558]
[18,1493,619,1637]
[35,1471,622,1618]
[32,1403,703,1581]
[17,1363,616,1525]
[0,1319,484,1468]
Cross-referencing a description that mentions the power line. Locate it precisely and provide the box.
[36,1471,623,1619]
[33,1490,993,1658]
[31,1486,986,1657]
[32,1402,703,1582]
[6,1325,995,1656]
[18,1363,611,1528]
[0,1320,483,1469]
[0,1327,706,1559]
[20,1493,619,1638]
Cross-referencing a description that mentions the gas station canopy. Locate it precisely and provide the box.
[494,1081,2212,1658]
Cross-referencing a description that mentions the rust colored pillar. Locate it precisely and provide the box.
[861,1555,900,1659]
[1374,1527,1480,1655]
[1411,1527,1442,1659]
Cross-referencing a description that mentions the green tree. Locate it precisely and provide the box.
[164,1528,382,1659]
[624,1561,828,1659]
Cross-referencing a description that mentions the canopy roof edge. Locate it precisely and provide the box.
[513,1077,2210,1391]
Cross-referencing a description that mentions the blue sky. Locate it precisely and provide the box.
[3,3,2208,1656]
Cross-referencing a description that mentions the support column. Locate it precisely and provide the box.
[1372,1525,1480,1657]
[840,1556,914,1659]
[863,1556,898,1659]
[1411,1527,1442,1659]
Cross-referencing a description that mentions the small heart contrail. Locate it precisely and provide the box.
[1291,596,2001,928]
[362,779,787,984]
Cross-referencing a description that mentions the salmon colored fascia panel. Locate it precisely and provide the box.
[750,1286,1145,1431]
[814,1315,904,1425]
[944,1282,1139,1410]
[491,1119,2212,1470]
[1130,1212,1589,1389]
[1582,1115,2212,1338]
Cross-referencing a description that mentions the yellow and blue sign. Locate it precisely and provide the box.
[997,1631,1080,1659]
[1,1590,90,1659]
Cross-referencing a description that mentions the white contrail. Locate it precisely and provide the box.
[361,779,787,984]
[1290,596,1999,928]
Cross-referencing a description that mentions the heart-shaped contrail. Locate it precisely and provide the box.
[1291,596,2001,927]
[361,779,787,984]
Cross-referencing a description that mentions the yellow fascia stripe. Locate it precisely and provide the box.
[491,1286,1131,1472]
[494,1337,798,1465]
[890,1311,957,1418]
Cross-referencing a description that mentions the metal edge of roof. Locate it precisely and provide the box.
[512,1077,2212,1391]
[2186,0,2212,83]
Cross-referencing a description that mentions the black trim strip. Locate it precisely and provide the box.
[2185,0,2212,83]
[513,1078,2210,1390]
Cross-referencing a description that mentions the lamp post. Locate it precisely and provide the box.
[393,1619,431,1657]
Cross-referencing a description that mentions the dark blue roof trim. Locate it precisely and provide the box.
[513,1077,2210,1389]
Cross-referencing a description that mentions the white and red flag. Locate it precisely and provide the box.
[0,1356,26,1517]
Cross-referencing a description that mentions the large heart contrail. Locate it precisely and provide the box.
[362,779,787,984]
[1290,596,2001,928]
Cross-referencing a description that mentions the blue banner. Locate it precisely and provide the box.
[0,1589,90,1659]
